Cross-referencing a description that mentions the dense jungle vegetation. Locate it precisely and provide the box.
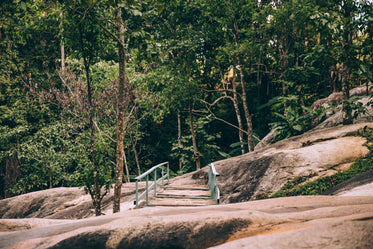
[0,0,372,214]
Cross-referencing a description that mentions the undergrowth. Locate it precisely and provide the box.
[264,127,373,199]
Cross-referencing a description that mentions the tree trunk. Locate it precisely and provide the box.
[48,169,53,189]
[87,68,101,215]
[237,58,254,152]
[177,110,183,170]
[232,13,254,152]
[341,62,352,124]
[230,69,245,154]
[113,7,127,213]
[123,148,130,183]
[189,104,201,170]
[60,10,65,72]
[85,64,101,215]
[130,132,141,177]
[330,65,339,92]
[257,46,262,106]
[4,154,20,198]
[341,2,353,125]
[79,21,101,216]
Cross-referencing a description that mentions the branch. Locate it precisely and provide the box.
[201,95,235,107]
[203,88,243,99]
[93,120,116,144]
[95,15,123,46]
[59,71,84,109]
[211,114,248,135]
[201,98,261,142]
[68,6,124,46]
[99,187,109,202]
[211,115,260,141]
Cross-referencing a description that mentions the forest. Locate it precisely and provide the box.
[0,0,372,214]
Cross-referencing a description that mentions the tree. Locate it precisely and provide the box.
[62,0,150,213]
[113,6,128,213]
[1,0,372,202]
[197,0,266,152]
[149,0,207,170]
[0,0,62,198]
[339,0,358,124]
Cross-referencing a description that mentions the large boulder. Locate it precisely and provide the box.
[315,96,373,129]
[206,122,373,203]
[0,183,147,220]
[310,84,371,111]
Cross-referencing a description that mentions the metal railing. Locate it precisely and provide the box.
[208,163,220,204]
[134,161,169,209]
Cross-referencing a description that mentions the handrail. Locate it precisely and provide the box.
[208,163,220,204]
[134,161,169,208]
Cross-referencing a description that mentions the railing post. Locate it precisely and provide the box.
[167,162,169,184]
[211,174,215,200]
[133,161,170,208]
[154,169,157,197]
[135,180,139,209]
[146,175,149,206]
[208,164,212,195]
[208,163,220,204]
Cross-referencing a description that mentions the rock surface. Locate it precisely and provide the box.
[1,122,373,248]
[0,183,147,220]
[206,122,373,203]
[0,195,372,249]
[315,97,373,129]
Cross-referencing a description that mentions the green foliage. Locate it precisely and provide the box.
[268,96,313,141]
[343,96,370,120]
[8,123,77,195]
[1,0,373,199]
[170,115,227,174]
[74,125,115,190]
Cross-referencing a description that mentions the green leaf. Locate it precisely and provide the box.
[217,150,231,158]
[20,1,26,11]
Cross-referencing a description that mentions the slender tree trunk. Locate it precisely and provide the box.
[79,22,101,216]
[130,132,141,177]
[330,64,338,92]
[189,104,201,170]
[366,81,369,96]
[299,87,307,115]
[177,110,183,170]
[48,169,53,189]
[278,42,289,116]
[114,8,126,213]
[4,154,20,198]
[257,46,262,106]
[86,64,100,216]
[341,2,353,125]
[232,13,254,152]
[341,62,352,124]
[230,69,245,154]
[60,10,65,72]
[123,149,130,183]
[237,58,254,152]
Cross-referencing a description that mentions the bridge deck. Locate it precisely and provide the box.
[148,184,215,207]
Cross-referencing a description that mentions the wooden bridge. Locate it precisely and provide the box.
[134,162,220,208]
